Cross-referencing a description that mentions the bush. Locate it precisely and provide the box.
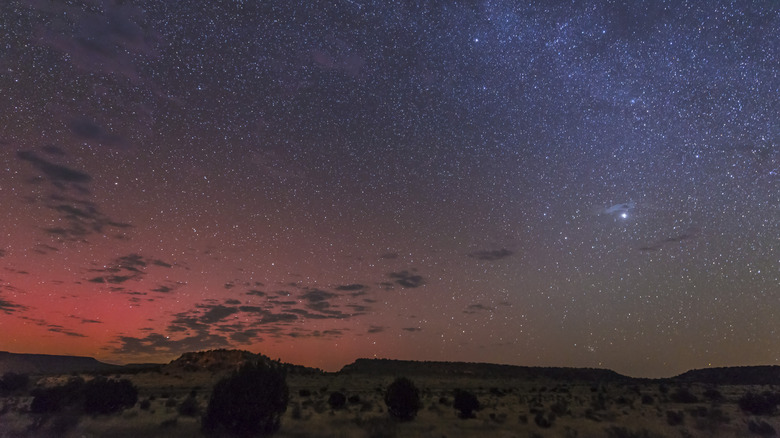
[328,392,347,410]
[140,399,151,410]
[703,387,723,402]
[30,387,68,414]
[748,419,777,437]
[202,361,288,436]
[534,411,555,428]
[384,377,421,421]
[30,377,86,414]
[82,378,138,415]
[453,389,480,419]
[178,395,200,417]
[739,391,780,416]
[666,410,684,426]
[670,387,698,403]
[0,372,29,392]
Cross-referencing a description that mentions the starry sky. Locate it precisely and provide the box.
[0,0,777,378]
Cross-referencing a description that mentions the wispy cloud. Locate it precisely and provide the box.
[387,270,425,288]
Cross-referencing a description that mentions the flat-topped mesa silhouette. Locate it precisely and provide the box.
[674,366,780,385]
[0,351,122,375]
[339,358,629,382]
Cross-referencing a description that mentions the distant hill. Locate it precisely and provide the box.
[0,351,123,375]
[163,349,270,374]
[339,358,629,382]
[674,366,780,385]
[162,349,322,376]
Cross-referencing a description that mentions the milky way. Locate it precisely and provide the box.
[1,0,777,377]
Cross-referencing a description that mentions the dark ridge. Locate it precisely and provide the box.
[338,359,629,382]
[673,366,780,385]
[0,351,123,375]
[164,349,323,376]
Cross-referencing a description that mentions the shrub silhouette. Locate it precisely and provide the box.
[0,372,29,392]
[384,377,421,421]
[82,377,138,415]
[328,391,347,410]
[453,389,480,419]
[748,419,776,436]
[739,391,780,416]
[30,377,85,414]
[178,395,201,417]
[666,410,684,426]
[670,387,698,403]
[202,361,288,436]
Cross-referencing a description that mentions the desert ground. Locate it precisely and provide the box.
[1,362,779,438]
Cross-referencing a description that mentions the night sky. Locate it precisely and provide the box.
[1,0,777,378]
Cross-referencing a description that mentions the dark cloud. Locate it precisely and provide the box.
[112,332,230,356]
[380,252,399,260]
[69,118,127,148]
[286,308,349,320]
[402,327,423,332]
[47,325,87,337]
[334,283,367,291]
[346,304,370,313]
[464,303,493,314]
[78,318,103,324]
[88,275,134,284]
[301,289,337,302]
[230,330,261,344]
[33,244,59,255]
[224,282,235,290]
[200,305,239,324]
[468,248,514,261]
[225,299,242,305]
[388,270,425,288]
[246,289,266,297]
[31,0,158,82]
[0,249,6,258]
[259,313,298,324]
[88,254,175,286]
[367,325,385,334]
[0,296,29,314]
[151,259,173,268]
[17,151,92,185]
[17,151,132,241]
[42,145,67,156]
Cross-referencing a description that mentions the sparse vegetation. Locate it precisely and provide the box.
[666,410,685,426]
[384,377,421,421]
[739,391,780,416]
[0,372,29,393]
[82,377,138,415]
[328,391,347,410]
[177,394,201,417]
[748,419,777,437]
[670,387,698,404]
[202,361,289,436]
[534,410,556,428]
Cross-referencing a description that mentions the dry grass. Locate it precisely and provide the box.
[0,371,778,437]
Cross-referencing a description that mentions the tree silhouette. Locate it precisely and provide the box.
[384,377,421,421]
[202,361,289,436]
